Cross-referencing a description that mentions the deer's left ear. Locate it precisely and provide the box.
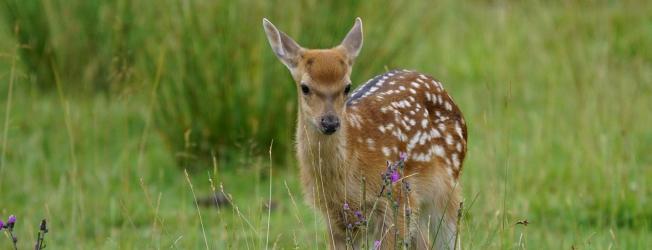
[340,17,363,60]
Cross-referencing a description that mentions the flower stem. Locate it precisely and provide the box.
[8,230,18,250]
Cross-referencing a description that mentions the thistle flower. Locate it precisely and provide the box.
[7,215,16,224]
[0,219,3,230]
[390,170,400,183]
[6,215,16,230]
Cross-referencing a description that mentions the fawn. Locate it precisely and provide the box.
[263,17,467,250]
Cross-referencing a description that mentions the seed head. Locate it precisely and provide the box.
[40,219,48,232]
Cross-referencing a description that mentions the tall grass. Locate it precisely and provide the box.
[146,0,447,167]
[0,0,651,248]
[2,0,464,167]
[1,0,137,91]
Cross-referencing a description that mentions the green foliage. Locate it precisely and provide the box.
[146,0,448,167]
[1,0,137,91]
[2,0,475,167]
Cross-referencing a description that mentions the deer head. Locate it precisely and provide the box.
[263,18,363,135]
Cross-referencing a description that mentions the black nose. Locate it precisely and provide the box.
[320,115,340,135]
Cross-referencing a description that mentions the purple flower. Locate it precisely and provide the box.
[390,170,400,183]
[374,240,381,249]
[0,219,4,230]
[343,202,350,210]
[7,215,16,224]
[399,152,408,162]
[354,210,364,220]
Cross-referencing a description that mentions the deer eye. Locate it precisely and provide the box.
[300,84,310,95]
[344,84,351,95]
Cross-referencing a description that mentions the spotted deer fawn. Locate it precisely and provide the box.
[263,17,467,250]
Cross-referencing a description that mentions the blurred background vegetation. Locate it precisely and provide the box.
[0,0,651,248]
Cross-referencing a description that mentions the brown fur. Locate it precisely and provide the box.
[302,49,348,84]
[264,18,466,250]
[294,63,467,250]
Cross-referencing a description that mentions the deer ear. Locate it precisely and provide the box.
[263,18,302,69]
[340,17,363,60]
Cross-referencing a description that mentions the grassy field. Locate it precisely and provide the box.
[1,0,651,249]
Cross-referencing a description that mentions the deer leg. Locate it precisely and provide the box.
[420,183,461,250]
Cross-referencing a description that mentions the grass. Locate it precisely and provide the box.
[1,0,651,249]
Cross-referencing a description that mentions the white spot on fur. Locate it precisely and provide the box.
[367,138,375,149]
[412,153,430,162]
[382,147,391,157]
[349,114,363,129]
[454,122,463,138]
[407,131,422,152]
[429,128,441,138]
[434,145,445,157]
[418,132,429,145]
[438,123,446,131]
[452,153,460,169]
[445,134,454,145]
[445,101,452,111]
[431,80,440,88]
[392,129,408,142]
[421,119,428,128]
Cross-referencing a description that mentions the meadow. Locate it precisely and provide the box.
[0,0,651,249]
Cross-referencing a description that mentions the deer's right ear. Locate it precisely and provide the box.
[263,18,302,69]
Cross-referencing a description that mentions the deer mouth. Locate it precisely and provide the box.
[321,126,338,135]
